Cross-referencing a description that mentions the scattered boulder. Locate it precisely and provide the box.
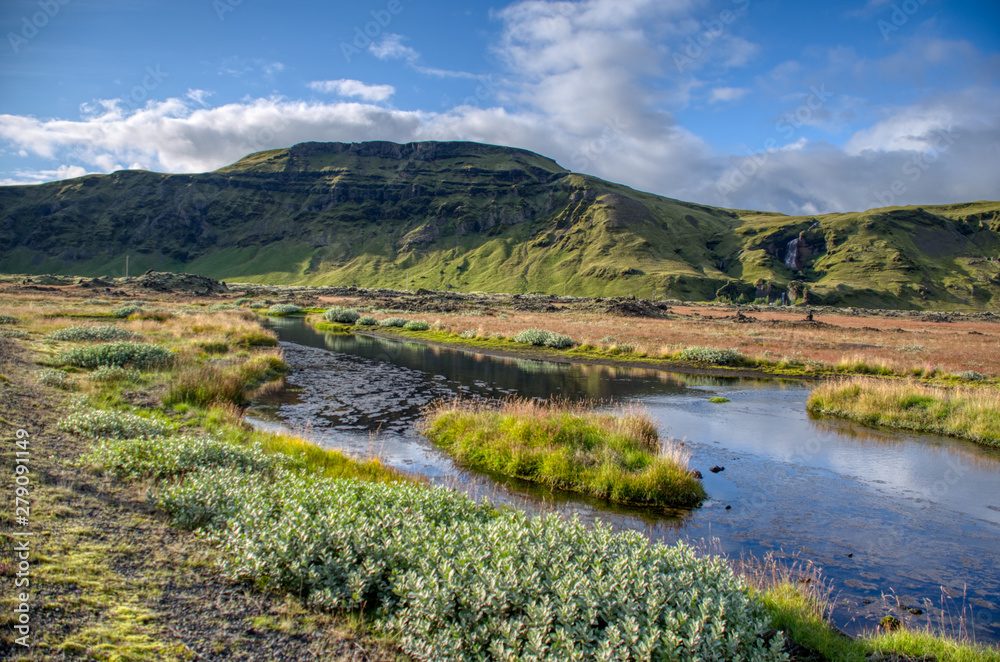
[603,298,668,317]
[709,465,725,473]
[132,271,229,295]
[79,277,114,288]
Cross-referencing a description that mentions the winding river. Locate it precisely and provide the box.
[250,317,1000,643]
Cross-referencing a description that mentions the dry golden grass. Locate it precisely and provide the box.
[386,305,1000,377]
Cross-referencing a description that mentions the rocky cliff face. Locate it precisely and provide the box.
[1,141,998,309]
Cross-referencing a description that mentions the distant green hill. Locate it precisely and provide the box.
[2,140,998,309]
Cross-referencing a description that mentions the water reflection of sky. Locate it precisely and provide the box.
[253,318,1000,641]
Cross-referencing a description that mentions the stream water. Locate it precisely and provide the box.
[249,317,1000,643]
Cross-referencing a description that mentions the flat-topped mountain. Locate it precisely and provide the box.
[1,140,998,309]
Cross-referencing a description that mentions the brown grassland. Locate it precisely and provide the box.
[321,296,1000,378]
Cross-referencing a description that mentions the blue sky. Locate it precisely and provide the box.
[1,0,998,214]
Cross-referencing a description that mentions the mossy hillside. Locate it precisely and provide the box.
[2,140,998,308]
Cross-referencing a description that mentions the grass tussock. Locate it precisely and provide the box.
[164,355,289,407]
[421,397,705,507]
[807,378,1000,447]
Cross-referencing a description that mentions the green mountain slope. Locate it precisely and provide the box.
[1,140,998,309]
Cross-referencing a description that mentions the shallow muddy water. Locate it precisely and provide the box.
[250,318,1000,642]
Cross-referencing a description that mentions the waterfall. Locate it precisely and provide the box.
[784,237,800,269]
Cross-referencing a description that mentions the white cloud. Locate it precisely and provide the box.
[308,79,396,102]
[844,107,954,155]
[0,96,426,174]
[709,87,750,103]
[369,33,477,79]
[0,164,96,186]
[369,33,419,62]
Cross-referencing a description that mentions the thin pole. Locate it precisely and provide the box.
[125,255,129,279]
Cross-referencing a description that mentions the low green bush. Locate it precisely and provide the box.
[403,320,430,331]
[355,316,378,326]
[112,304,143,318]
[58,409,173,439]
[323,307,361,324]
[379,317,409,328]
[951,370,985,381]
[513,329,575,349]
[677,346,746,365]
[0,314,20,324]
[50,324,136,342]
[155,469,780,662]
[267,303,303,315]
[84,435,291,480]
[90,366,142,383]
[35,368,72,389]
[58,341,174,370]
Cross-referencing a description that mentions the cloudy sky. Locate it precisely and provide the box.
[1,0,998,214]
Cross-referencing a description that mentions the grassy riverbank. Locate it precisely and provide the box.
[421,398,706,507]
[759,577,1000,662]
[807,378,1000,447]
[305,308,998,384]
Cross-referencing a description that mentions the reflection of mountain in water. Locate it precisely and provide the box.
[272,317,755,405]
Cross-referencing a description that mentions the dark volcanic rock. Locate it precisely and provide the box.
[132,271,228,294]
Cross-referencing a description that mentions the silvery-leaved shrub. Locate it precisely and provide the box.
[953,370,985,381]
[90,366,142,383]
[355,316,378,326]
[84,435,290,480]
[58,341,174,370]
[58,409,173,439]
[514,329,575,349]
[323,307,361,324]
[267,303,303,315]
[379,317,409,327]
[386,515,785,662]
[35,368,72,389]
[113,304,143,318]
[0,314,19,324]
[403,320,430,331]
[50,324,136,342]
[678,346,746,365]
[153,468,786,662]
